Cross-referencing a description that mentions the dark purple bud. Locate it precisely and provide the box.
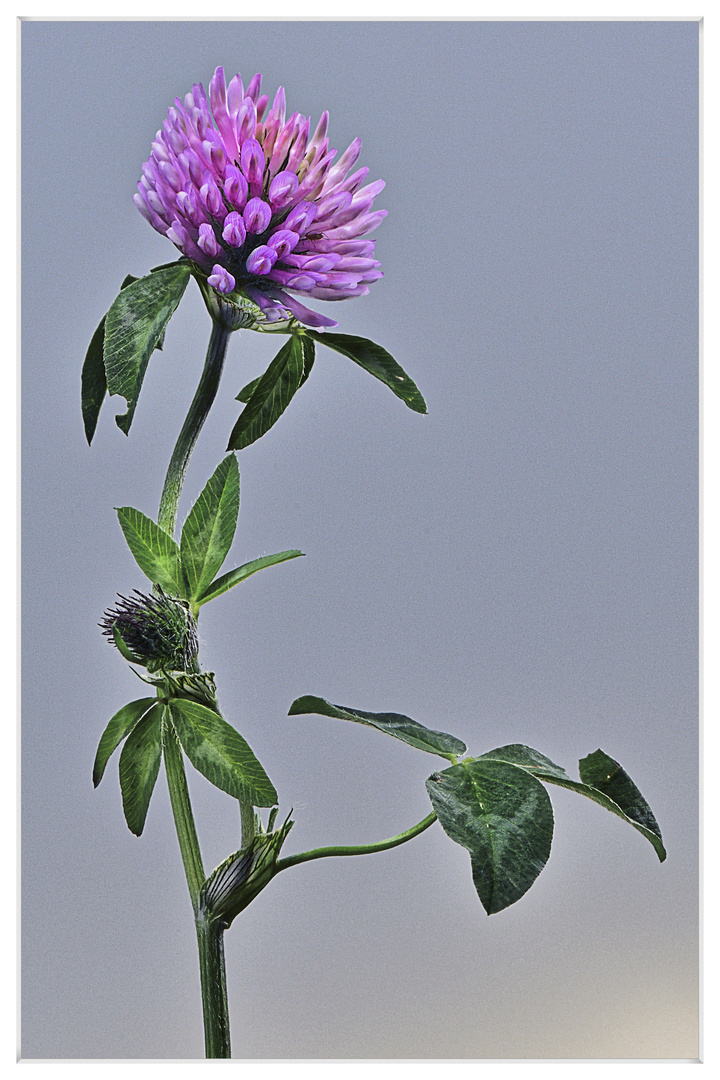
[266,229,300,258]
[284,201,317,235]
[325,209,387,240]
[241,138,266,194]
[224,165,248,210]
[227,74,245,115]
[268,170,299,209]
[243,197,272,234]
[286,116,310,173]
[246,73,263,103]
[222,211,247,248]
[235,99,257,145]
[208,264,235,293]
[246,245,278,276]
[197,223,219,257]
[269,289,338,328]
[200,174,224,218]
[159,160,183,192]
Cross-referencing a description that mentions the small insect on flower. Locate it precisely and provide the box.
[101,587,199,673]
[134,67,387,328]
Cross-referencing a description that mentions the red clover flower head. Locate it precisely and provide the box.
[134,68,387,328]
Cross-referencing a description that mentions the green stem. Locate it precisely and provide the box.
[195,916,231,1058]
[275,811,437,873]
[158,318,232,536]
[162,714,205,907]
[239,800,255,848]
[162,713,231,1057]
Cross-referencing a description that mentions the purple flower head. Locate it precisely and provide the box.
[136,67,387,328]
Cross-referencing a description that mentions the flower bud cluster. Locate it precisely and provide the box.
[135,68,387,328]
[101,588,199,674]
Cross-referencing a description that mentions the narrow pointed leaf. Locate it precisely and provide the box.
[227,335,305,450]
[116,506,185,595]
[306,331,426,414]
[118,703,163,836]
[180,455,240,600]
[236,375,262,404]
[197,550,304,606]
[478,744,666,862]
[236,336,314,404]
[104,264,191,434]
[288,695,466,760]
[426,758,554,914]
[93,697,157,787]
[170,699,277,807]
[81,274,139,444]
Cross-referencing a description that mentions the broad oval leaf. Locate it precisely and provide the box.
[93,696,157,787]
[227,335,305,451]
[104,264,191,434]
[180,455,240,600]
[426,758,554,914]
[288,695,466,761]
[197,549,304,606]
[478,744,666,862]
[119,703,163,836]
[170,699,277,807]
[305,331,426,414]
[116,506,185,596]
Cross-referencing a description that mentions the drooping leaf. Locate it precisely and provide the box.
[81,274,138,445]
[197,550,304,606]
[116,507,185,596]
[93,696,157,787]
[477,744,666,862]
[305,331,426,414]
[118,703,163,836]
[169,699,277,807]
[426,758,554,914]
[104,264,191,434]
[180,455,240,600]
[227,335,305,450]
[288,695,466,761]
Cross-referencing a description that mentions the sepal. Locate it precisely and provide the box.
[199,813,294,928]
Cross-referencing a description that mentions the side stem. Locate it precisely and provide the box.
[275,811,437,873]
[158,319,233,536]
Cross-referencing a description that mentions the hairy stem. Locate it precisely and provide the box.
[275,811,437,873]
[163,713,231,1057]
[158,319,232,536]
[195,917,231,1058]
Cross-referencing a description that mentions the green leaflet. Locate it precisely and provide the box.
[197,550,304,607]
[93,696,157,787]
[116,506,185,596]
[169,699,277,807]
[118,703,163,836]
[236,336,315,405]
[426,758,554,914]
[180,455,240,600]
[478,744,666,862]
[305,331,427,414]
[81,274,138,445]
[227,335,307,450]
[288,695,466,761]
[104,264,191,434]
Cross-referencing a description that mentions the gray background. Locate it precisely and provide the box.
[22,20,698,1059]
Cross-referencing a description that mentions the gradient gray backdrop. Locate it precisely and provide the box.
[21,20,698,1059]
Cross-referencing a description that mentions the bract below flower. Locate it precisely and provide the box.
[134,67,387,328]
